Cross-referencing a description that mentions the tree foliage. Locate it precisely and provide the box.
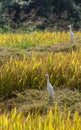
[0,0,81,30]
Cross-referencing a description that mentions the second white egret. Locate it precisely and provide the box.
[68,25,74,42]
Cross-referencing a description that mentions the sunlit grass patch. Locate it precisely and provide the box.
[0,105,81,130]
[0,31,81,48]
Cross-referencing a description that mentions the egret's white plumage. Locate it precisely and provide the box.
[68,25,74,42]
[45,74,54,98]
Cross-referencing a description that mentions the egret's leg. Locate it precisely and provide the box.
[48,96,54,105]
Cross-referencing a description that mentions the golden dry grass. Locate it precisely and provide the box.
[0,31,81,48]
[0,104,81,130]
[0,50,81,97]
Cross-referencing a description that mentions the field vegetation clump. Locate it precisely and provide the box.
[0,50,81,97]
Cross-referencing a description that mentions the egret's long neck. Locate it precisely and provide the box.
[70,27,72,32]
[47,75,49,84]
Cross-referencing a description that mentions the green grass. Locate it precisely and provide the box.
[5,39,36,49]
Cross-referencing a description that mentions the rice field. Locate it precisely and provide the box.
[0,31,81,48]
[0,51,81,97]
[0,31,81,130]
[0,106,81,130]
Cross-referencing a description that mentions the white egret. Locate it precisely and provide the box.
[68,25,74,42]
[45,74,54,99]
